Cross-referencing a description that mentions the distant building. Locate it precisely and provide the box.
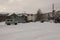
[27,14,36,22]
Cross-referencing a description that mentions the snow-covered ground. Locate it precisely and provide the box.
[0,22,60,40]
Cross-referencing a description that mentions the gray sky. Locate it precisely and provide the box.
[0,0,60,13]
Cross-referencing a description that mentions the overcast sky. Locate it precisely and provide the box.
[0,0,60,13]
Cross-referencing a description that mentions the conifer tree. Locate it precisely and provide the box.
[36,9,42,21]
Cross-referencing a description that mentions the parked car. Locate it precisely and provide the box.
[54,17,60,23]
[40,19,49,23]
[5,19,18,25]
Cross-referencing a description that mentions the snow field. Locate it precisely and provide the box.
[0,22,60,40]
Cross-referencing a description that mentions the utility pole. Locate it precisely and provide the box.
[52,3,55,19]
